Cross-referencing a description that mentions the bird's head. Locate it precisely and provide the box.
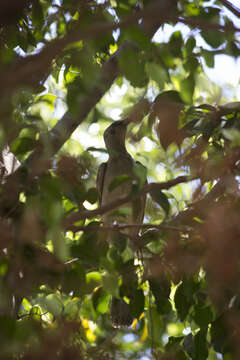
[103,118,130,155]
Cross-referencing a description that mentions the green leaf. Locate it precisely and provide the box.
[180,74,195,104]
[185,37,196,55]
[194,328,208,360]
[201,49,215,68]
[118,48,148,88]
[108,174,132,192]
[133,161,147,188]
[121,26,151,51]
[32,0,44,28]
[211,316,229,353]
[201,30,225,48]
[102,272,119,297]
[112,232,128,253]
[147,306,163,344]
[174,283,192,321]
[169,31,183,58]
[149,189,170,215]
[92,286,110,314]
[86,187,98,204]
[11,137,35,156]
[149,278,171,314]
[192,303,213,327]
[86,271,102,293]
[42,294,63,317]
[146,63,168,89]
[184,334,195,357]
[129,288,145,318]
[184,57,199,73]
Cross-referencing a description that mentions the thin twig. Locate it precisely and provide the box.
[62,176,196,228]
[67,223,190,233]
[218,0,240,18]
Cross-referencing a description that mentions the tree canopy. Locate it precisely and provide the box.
[0,0,240,359]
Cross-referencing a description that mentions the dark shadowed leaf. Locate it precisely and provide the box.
[149,189,170,215]
[129,288,145,318]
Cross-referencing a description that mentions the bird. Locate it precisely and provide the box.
[96,119,146,327]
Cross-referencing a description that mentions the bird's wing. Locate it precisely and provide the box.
[96,162,107,206]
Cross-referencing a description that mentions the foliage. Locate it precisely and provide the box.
[0,0,240,359]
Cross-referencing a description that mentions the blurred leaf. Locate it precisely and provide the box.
[149,278,172,314]
[41,294,63,317]
[194,328,208,360]
[133,161,147,188]
[112,232,128,253]
[86,271,102,294]
[129,288,145,318]
[192,303,213,327]
[11,137,35,156]
[149,189,170,215]
[146,63,168,89]
[180,74,195,104]
[175,283,193,321]
[86,187,98,204]
[102,272,119,297]
[185,37,196,55]
[92,287,110,314]
[118,48,148,88]
[201,30,225,48]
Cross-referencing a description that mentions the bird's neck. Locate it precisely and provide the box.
[107,144,128,158]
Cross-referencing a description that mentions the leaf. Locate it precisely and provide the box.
[118,48,148,88]
[86,272,102,294]
[146,63,168,89]
[194,328,208,360]
[169,31,184,58]
[112,232,128,253]
[108,174,132,192]
[180,74,195,104]
[185,37,196,55]
[192,303,213,327]
[184,57,199,73]
[184,334,195,357]
[149,278,171,314]
[42,294,63,317]
[174,283,192,321]
[201,30,225,48]
[11,137,35,156]
[121,26,151,51]
[149,189,170,215]
[32,0,44,28]
[102,273,119,297]
[174,277,199,321]
[86,187,98,204]
[92,287,110,314]
[129,288,145,318]
[201,49,215,68]
[210,316,229,353]
[133,161,147,188]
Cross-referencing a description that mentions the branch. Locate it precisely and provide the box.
[218,0,240,18]
[170,177,227,225]
[0,0,173,97]
[144,175,196,192]
[62,176,195,228]
[176,15,240,32]
[67,223,190,234]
